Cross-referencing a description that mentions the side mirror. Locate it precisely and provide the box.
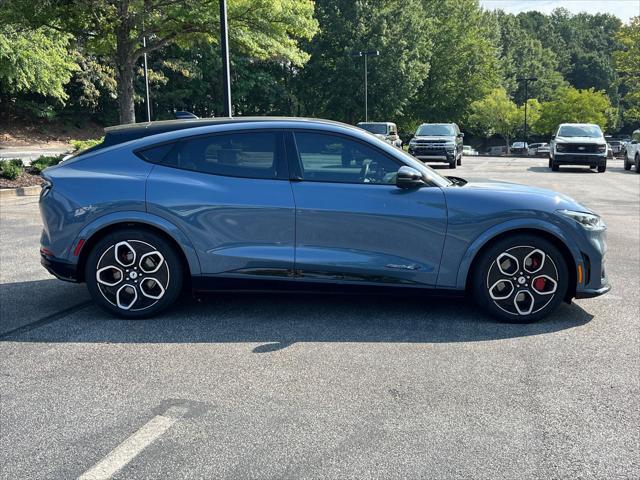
[551,135,556,140]
[396,166,424,189]
[459,133,464,138]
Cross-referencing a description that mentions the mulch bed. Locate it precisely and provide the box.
[0,170,44,189]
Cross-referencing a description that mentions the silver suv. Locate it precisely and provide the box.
[356,122,402,148]
[549,123,607,173]
[623,129,640,173]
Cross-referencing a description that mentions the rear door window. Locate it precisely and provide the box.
[143,131,287,180]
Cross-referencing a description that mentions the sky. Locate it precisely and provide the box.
[480,0,640,22]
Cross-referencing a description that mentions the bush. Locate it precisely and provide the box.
[70,137,103,152]
[29,155,63,174]
[0,161,24,180]
[8,159,24,168]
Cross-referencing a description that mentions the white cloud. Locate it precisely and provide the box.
[480,0,639,22]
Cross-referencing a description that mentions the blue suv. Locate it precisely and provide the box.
[39,117,609,322]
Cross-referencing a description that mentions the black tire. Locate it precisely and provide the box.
[636,154,640,173]
[624,157,631,170]
[597,163,606,173]
[456,155,462,166]
[548,158,552,169]
[551,160,559,171]
[85,229,184,318]
[449,160,456,169]
[471,234,569,323]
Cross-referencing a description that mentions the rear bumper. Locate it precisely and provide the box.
[41,254,79,283]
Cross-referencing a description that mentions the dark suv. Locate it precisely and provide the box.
[408,123,463,168]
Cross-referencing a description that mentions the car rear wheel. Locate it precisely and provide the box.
[551,160,559,171]
[636,154,640,173]
[471,235,568,323]
[85,229,183,318]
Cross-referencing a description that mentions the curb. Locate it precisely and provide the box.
[0,185,42,198]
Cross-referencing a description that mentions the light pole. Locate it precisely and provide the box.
[352,50,379,122]
[517,76,537,145]
[220,0,232,117]
[142,35,151,122]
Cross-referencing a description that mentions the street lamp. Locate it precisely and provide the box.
[351,50,379,122]
[517,76,537,145]
[220,0,232,117]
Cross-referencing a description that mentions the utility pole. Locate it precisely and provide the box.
[517,76,537,145]
[220,0,232,117]
[351,50,380,122]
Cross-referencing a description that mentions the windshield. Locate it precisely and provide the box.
[416,124,456,136]
[557,125,603,138]
[358,124,387,135]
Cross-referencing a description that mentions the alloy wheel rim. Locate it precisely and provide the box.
[486,245,558,316]
[95,240,170,311]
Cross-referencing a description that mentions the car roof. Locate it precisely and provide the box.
[356,121,395,126]
[101,116,351,147]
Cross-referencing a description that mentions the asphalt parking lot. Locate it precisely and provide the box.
[1,156,638,479]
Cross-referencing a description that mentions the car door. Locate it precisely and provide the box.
[144,129,295,276]
[289,130,447,286]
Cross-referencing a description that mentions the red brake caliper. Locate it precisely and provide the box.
[533,277,546,291]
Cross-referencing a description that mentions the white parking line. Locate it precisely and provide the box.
[78,406,188,480]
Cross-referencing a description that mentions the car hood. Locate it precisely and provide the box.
[555,136,605,144]
[448,178,593,214]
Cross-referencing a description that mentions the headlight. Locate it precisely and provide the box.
[555,143,567,152]
[557,209,606,231]
[597,144,606,153]
[409,139,417,146]
[445,142,456,150]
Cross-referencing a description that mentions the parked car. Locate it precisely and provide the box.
[489,145,507,156]
[462,145,478,156]
[623,129,640,173]
[39,117,609,322]
[549,123,608,172]
[536,144,550,156]
[407,123,463,168]
[357,122,402,148]
[510,142,528,154]
[606,143,614,159]
[528,143,549,156]
[608,140,623,156]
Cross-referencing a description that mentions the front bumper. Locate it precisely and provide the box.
[575,284,611,299]
[409,148,455,163]
[41,253,79,283]
[554,153,606,165]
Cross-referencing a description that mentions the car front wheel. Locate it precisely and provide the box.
[472,235,568,323]
[597,163,606,173]
[85,229,183,318]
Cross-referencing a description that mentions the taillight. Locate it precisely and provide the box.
[40,179,52,199]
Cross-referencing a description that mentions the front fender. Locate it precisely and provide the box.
[452,218,581,290]
[71,211,202,275]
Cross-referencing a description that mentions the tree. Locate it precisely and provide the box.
[535,87,613,134]
[467,87,520,151]
[411,0,500,126]
[613,17,640,125]
[0,25,78,102]
[1,0,318,124]
[294,0,432,125]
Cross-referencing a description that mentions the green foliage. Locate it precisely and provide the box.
[0,25,78,101]
[29,155,63,174]
[535,87,613,134]
[0,161,24,180]
[613,17,640,125]
[468,88,520,149]
[295,0,432,125]
[8,159,24,167]
[71,138,104,152]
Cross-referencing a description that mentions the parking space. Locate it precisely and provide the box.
[1,156,638,479]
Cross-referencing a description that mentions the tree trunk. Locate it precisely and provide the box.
[117,61,136,125]
[115,1,136,125]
